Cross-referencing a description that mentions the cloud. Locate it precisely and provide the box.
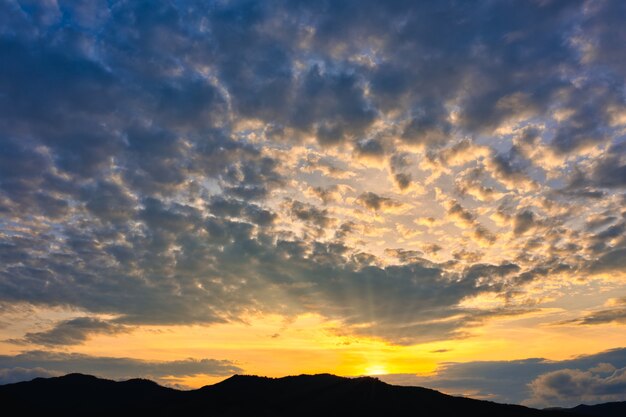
[445,200,496,245]
[0,350,241,383]
[588,248,626,273]
[485,146,537,191]
[208,197,276,226]
[380,347,626,407]
[565,142,626,191]
[549,85,619,154]
[388,153,415,190]
[454,167,502,202]
[354,139,385,159]
[0,0,618,153]
[357,192,402,211]
[0,0,625,352]
[432,139,490,168]
[446,201,477,227]
[6,317,129,347]
[286,199,335,229]
[0,367,59,385]
[401,107,451,147]
[513,210,537,236]
[306,259,528,345]
[528,367,626,407]
[306,184,353,205]
[563,298,626,326]
[384,249,424,264]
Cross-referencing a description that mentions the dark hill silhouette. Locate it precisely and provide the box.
[566,402,626,417]
[0,373,184,415]
[0,372,602,416]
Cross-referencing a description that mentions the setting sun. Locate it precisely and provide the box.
[364,365,389,376]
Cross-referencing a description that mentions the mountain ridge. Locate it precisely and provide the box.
[0,372,621,416]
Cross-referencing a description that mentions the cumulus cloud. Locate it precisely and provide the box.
[0,0,625,351]
[380,347,626,407]
[455,167,502,202]
[357,192,402,211]
[285,199,335,230]
[6,317,129,347]
[527,367,626,407]
[588,248,626,273]
[563,298,626,326]
[564,142,626,193]
[445,200,496,245]
[513,210,537,236]
[307,185,351,205]
[485,146,537,191]
[354,139,385,160]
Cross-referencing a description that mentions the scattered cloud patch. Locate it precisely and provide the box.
[0,351,241,384]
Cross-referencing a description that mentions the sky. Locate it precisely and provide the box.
[0,0,625,408]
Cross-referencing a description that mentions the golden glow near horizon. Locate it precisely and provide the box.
[5,303,626,390]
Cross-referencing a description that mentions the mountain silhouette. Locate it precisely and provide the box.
[0,372,618,416]
[567,402,626,417]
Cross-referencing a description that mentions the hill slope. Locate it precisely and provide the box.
[0,372,582,416]
[567,402,626,417]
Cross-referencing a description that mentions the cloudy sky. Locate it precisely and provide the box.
[1,0,626,407]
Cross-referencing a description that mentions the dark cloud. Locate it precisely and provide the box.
[0,350,241,382]
[588,248,626,273]
[447,201,476,225]
[566,142,626,191]
[304,259,528,345]
[592,154,626,188]
[389,153,413,190]
[473,225,497,245]
[391,173,410,190]
[381,347,626,407]
[285,199,335,230]
[402,106,451,147]
[423,243,443,255]
[447,200,496,244]
[384,249,424,264]
[6,317,129,347]
[550,84,621,154]
[585,214,618,232]
[309,185,342,205]
[82,181,137,224]
[528,366,626,407]
[513,210,536,236]
[208,197,276,226]
[0,198,534,345]
[357,192,401,211]
[354,139,384,158]
[487,145,536,190]
[453,250,484,263]
[0,0,620,152]
[334,221,356,240]
[563,298,626,326]
[454,167,499,202]
[0,367,59,385]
